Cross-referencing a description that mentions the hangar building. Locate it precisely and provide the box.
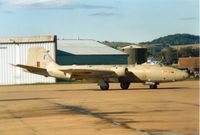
[57,39,128,65]
[178,57,199,71]
[120,45,147,64]
[0,35,57,85]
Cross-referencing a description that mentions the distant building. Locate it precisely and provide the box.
[0,35,57,85]
[120,45,147,64]
[178,57,199,71]
[57,39,128,65]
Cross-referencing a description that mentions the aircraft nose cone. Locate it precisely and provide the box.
[183,72,189,79]
[175,69,189,81]
[179,70,189,80]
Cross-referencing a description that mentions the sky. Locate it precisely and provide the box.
[0,0,199,43]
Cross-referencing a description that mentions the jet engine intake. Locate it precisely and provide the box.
[112,67,128,77]
[65,73,72,79]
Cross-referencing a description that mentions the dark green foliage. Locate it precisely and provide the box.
[161,47,178,65]
[140,34,200,45]
[156,47,199,65]
[102,34,199,49]
[100,34,199,65]
[178,47,199,57]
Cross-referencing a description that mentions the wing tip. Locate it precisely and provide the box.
[10,63,17,67]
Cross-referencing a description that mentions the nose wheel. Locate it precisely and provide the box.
[149,84,158,89]
[120,82,130,90]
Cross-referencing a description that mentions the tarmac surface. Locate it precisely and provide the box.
[0,80,199,135]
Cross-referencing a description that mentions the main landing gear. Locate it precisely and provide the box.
[120,81,130,90]
[98,80,109,90]
[100,81,109,90]
[98,80,130,90]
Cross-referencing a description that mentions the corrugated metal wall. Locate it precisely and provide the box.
[0,44,16,84]
[0,41,56,85]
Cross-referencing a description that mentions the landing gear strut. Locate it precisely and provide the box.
[149,84,158,89]
[99,80,109,90]
[120,82,130,90]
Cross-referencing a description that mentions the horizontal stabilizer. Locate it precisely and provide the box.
[11,64,48,76]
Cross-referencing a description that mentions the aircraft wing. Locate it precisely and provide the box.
[11,64,48,76]
[59,68,117,79]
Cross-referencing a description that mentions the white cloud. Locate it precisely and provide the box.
[0,0,114,10]
[89,12,118,17]
[2,0,73,8]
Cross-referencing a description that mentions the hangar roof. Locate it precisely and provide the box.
[57,39,127,55]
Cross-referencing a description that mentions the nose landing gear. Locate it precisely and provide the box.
[149,84,158,89]
[145,82,159,89]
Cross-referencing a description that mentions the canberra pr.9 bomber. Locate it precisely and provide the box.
[13,47,188,90]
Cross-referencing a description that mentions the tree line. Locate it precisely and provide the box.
[150,46,199,65]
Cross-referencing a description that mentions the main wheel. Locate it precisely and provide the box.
[150,84,157,89]
[120,82,130,90]
[100,82,109,90]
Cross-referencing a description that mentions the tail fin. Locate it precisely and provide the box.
[28,47,56,68]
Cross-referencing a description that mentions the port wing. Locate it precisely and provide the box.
[59,68,117,79]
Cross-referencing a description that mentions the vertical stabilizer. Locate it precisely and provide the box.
[27,47,56,68]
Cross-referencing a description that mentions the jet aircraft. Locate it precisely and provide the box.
[12,47,188,90]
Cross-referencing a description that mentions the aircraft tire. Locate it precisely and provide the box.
[120,82,130,90]
[100,82,109,90]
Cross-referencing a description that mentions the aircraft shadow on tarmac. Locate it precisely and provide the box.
[0,97,55,102]
[103,87,190,91]
[0,99,186,135]
[50,102,184,135]
[56,86,190,92]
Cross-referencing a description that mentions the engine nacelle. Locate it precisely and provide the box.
[65,73,72,80]
[111,67,128,77]
[47,68,67,79]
